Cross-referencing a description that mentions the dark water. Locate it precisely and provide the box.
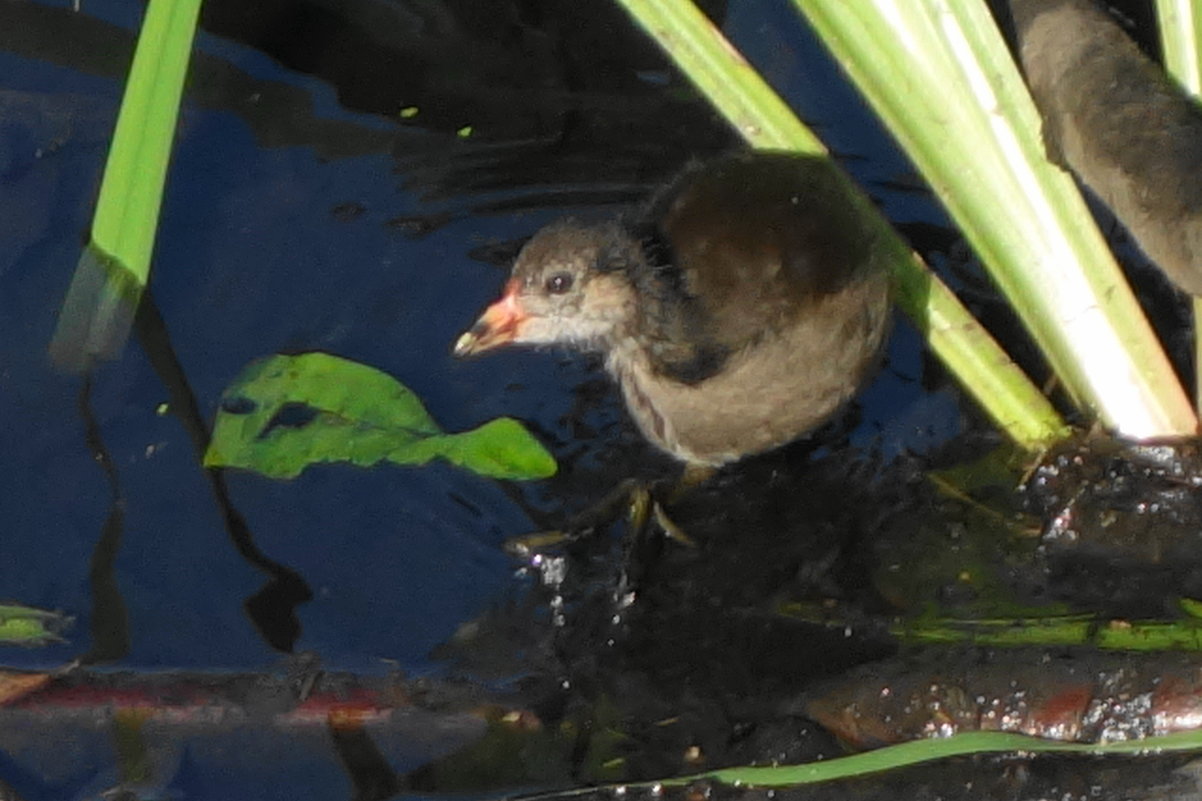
[5,1,1190,799]
[0,0,949,673]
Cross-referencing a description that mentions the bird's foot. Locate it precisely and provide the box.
[674,463,718,499]
[503,478,647,558]
[627,483,695,547]
[502,475,702,560]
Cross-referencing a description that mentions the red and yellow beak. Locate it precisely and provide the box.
[453,280,527,357]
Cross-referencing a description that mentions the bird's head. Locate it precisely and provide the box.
[454,222,642,356]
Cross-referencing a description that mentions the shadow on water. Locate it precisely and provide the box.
[75,373,130,666]
[136,295,314,653]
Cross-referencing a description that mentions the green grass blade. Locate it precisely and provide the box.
[49,0,202,372]
[697,730,1202,787]
[615,0,1067,449]
[794,0,1196,438]
[520,729,1202,796]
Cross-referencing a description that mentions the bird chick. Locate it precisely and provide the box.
[455,151,892,467]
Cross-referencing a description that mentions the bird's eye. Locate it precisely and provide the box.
[545,272,574,294]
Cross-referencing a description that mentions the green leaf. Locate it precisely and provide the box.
[0,604,70,646]
[205,353,556,481]
[1180,597,1202,619]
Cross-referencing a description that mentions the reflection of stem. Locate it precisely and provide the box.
[328,723,401,801]
[113,707,154,786]
[135,296,312,653]
[77,374,131,665]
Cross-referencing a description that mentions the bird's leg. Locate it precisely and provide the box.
[628,484,695,547]
[669,463,718,501]
[504,478,649,557]
[503,470,723,635]
[503,469,706,559]
[622,462,717,547]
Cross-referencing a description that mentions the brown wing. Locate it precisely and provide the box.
[650,151,878,356]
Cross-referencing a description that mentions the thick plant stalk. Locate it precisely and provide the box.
[1013,0,1202,301]
[794,0,1196,439]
